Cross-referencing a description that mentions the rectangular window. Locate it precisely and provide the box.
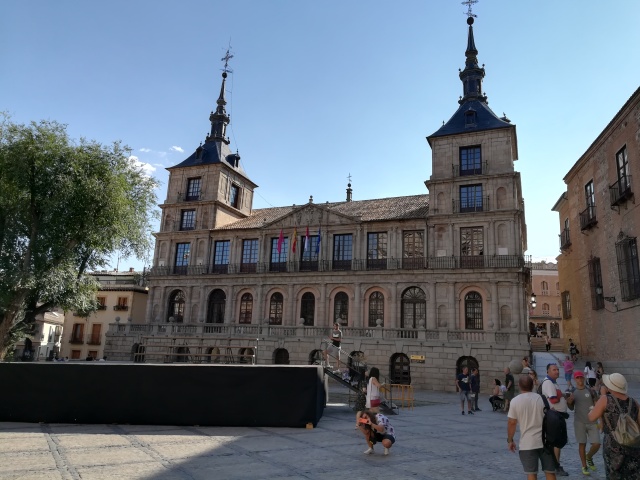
[617,146,630,186]
[270,237,289,272]
[580,180,597,230]
[460,227,484,267]
[459,184,483,212]
[241,239,259,273]
[588,257,604,310]
[88,324,102,345]
[180,210,196,230]
[186,178,201,201]
[561,291,572,318]
[367,232,388,270]
[616,236,640,301]
[70,323,84,344]
[174,242,190,274]
[333,234,353,271]
[97,297,106,310]
[460,146,482,176]
[300,235,319,271]
[230,184,240,208]
[114,297,128,311]
[403,231,424,269]
[213,240,230,274]
[71,350,81,359]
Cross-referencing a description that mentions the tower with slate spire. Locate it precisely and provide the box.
[424,12,528,334]
[152,53,257,273]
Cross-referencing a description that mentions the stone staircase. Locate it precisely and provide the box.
[530,336,564,353]
[532,351,583,392]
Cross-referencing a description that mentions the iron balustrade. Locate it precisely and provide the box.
[559,228,571,250]
[452,161,488,177]
[579,205,598,230]
[453,196,490,213]
[113,305,129,311]
[149,255,531,277]
[609,175,633,207]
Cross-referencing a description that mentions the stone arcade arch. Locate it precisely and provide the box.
[273,348,290,364]
[389,353,411,385]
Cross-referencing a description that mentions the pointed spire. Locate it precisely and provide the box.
[458,16,487,105]
[207,49,234,145]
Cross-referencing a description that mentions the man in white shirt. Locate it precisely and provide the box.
[507,375,557,480]
[541,363,569,476]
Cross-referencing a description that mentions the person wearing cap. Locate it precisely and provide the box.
[567,370,600,476]
[588,373,640,478]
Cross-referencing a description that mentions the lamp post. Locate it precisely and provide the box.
[530,293,537,309]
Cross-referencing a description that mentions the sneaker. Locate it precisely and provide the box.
[383,447,389,456]
[468,410,474,415]
[556,466,569,476]
[475,408,482,411]
[586,455,596,471]
[364,447,374,455]
[581,466,591,476]
[461,411,465,415]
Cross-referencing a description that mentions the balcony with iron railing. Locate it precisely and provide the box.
[114,305,129,311]
[609,175,633,207]
[69,335,84,345]
[452,161,488,177]
[87,334,102,345]
[559,228,571,250]
[453,196,490,213]
[149,255,531,277]
[579,205,598,230]
[97,304,107,310]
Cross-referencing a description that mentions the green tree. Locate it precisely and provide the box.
[0,117,158,359]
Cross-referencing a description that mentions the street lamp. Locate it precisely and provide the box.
[530,293,537,309]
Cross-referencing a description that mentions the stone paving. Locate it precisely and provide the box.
[3,378,638,480]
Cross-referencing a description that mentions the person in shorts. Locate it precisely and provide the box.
[567,371,600,475]
[358,409,396,456]
[507,374,557,480]
[456,366,473,415]
[323,322,342,370]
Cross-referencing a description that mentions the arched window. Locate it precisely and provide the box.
[541,281,549,295]
[269,292,283,325]
[401,287,426,328]
[300,292,315,326]
[542,303,550,316]
[274,348,289,364]
[464,291,483,330]
[168,290,186,323]
[206,289,226,324]
[334,292,349,326]
[368,292,384,327]
[239,293,253,324]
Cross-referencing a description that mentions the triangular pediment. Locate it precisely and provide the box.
[263,202,360,229]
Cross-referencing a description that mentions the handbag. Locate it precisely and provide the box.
[370,397,381,408]
[603,395,640,448]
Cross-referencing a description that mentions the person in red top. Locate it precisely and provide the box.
[562,356,574,391]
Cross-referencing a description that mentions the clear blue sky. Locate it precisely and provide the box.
[2,1,639,271]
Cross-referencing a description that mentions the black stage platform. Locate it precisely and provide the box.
[0,363,325,427]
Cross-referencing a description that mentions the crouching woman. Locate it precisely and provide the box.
[358,409,396,456]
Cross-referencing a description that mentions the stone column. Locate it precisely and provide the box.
[255,284,264,324]
[451,283,459,330]
[353,284,362,328]
[286,284,295,326]
[490,282,498,330]
[226,285,236,324]
[319,283,327,326]
[199,286,208,322]
[427,282,437,330]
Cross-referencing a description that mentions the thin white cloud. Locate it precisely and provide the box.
[170,146,184,153]
[139,148,151,153]
[128,155,157,177]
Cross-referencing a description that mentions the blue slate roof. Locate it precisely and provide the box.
[427,100,512,144]
[168,140,245,175]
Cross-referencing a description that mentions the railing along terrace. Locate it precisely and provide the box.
[453,196,490,213]
[452,161,488,177]
[559,228,571,250]
[108,322,519,345]
[149,255,531,277]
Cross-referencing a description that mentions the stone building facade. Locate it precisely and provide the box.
[529,262,563,340]
[552,86,640,380]
[105,16,532,391]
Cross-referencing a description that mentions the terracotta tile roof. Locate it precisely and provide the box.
[218,194,429,230]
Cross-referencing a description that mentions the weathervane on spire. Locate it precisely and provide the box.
[462,0,478,18]
[221,47,234,74]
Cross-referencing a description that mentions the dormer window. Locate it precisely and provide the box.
[465,110,477,127]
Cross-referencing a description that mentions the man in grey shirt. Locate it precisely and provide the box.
[567,371,600,475]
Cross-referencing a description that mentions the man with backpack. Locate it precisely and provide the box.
[508,374,557,479]
[540,363,570,476]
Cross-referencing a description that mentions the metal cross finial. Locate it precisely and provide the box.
[347,173,352,183]
[221,48,234,74]
[462,0,478,18]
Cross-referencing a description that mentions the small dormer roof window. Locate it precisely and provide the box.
[465,109,477,127]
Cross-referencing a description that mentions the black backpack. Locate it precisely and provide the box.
[538,383,569,450]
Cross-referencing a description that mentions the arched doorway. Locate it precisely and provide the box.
[238,348,255,364]
[274,348,289,364]
[456,356,480,388]
[168,290,186,323]
[389,353,411,384]
[174,346,191,363]
[205,346,220,364]
[207,289,226,323]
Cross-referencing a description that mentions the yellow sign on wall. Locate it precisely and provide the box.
[410,355,425,363]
